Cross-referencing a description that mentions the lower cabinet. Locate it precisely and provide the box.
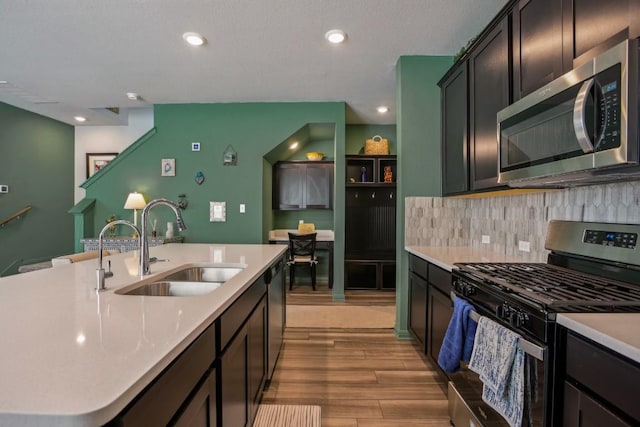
[107,326,216,427]
[407,254,453,377]
[108,256,284,427]
[560,329,640,426]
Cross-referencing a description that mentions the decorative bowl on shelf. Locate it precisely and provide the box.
[305,152,324,161]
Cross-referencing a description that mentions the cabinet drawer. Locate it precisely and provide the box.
[409,255,428,280]
[219,278,267,352]
[428,263,451,295]
[566,332,640,422]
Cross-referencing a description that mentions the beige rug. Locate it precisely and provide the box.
[254,404,321,427]
[286,304,395,328]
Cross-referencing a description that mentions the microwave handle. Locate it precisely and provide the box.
[573,78,596,153]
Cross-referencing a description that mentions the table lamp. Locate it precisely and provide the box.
[124,192,146,233]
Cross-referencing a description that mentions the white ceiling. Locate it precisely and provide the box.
[0,0,508,126]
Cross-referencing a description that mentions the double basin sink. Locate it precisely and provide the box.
[116,266,244,297]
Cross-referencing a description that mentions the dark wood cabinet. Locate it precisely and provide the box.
[468,16,510,191]
[108,327,216,427]
[408,255,428,351]
[562,0,640,69]
[512,0,563,100]
[561,329,640,426]
[273,161,333,210]
[441,62,469,195]
[345,156,396,290]
[407,255,453,381]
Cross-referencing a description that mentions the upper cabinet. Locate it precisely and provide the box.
[273,161,333,210]
[512,0,563,100]
[440,0,640,196]
[441,63,468,195]
[468,17,510,192]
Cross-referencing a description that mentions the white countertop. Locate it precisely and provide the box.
[405,245,525,271]
[557,313,640,364]
[0,243,287,427]
[269,229,334,241]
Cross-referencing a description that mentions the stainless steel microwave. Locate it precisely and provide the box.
[497,38,639,187]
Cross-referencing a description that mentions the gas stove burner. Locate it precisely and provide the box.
[455,262,640,310]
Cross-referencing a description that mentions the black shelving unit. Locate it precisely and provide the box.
[344,155,397,290]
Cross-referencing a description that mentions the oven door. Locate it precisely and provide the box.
[447,294,547,427]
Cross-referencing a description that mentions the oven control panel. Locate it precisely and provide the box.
[584,229,637,249]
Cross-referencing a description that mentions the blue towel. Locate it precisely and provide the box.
[437,297,478,373]
[468,316,524,427]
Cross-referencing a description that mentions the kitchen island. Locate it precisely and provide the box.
[0,243,287,426]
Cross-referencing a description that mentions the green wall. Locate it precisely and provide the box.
[0,103,75,275]
[395,56,454,338]
[82,102,346,297]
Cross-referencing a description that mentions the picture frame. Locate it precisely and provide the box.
[161,158,176,177]
[86,153,117,178]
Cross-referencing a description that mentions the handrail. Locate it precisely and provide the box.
[0,205,32,228]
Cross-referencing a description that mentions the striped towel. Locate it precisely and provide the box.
[468,316,524,427]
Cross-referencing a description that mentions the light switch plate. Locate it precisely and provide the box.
[209,201,226,222]
[518,240,531,252]
[0,185,8,193]
[240,203,245,213]
[481,235,490,244]
[191,142,201,151]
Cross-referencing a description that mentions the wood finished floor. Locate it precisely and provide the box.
[261,282,450,426]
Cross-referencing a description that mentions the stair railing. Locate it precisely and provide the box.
[0,205,32,228]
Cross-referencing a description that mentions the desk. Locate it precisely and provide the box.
[268,229,334,289]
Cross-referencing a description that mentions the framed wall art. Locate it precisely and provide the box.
[161,158,176,177]
[86,153,117,178]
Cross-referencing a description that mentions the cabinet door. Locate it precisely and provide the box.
[562,0,639,69]
[247,297,267,424]
[428,286,453,367]
[512,0,563,100]
[221,326,249,427]
[408,271,428,352]
[274,163,305,210]
[441,62,469,195]
[468,17,510,191]
[305,163,333,209]
[563,382,632,427]
[174,368,217,427]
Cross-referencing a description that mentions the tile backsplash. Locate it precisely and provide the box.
[405,181,640,262]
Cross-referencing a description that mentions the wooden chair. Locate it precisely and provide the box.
[287,232,318,290]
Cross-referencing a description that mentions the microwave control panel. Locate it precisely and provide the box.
[595,63,621,151]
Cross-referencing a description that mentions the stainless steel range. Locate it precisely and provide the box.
[448,220,640,426]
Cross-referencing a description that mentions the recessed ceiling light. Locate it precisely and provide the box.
[182,32,206,46]
[377,105,389,114]
[126,92,141,101]
[74,116,87,123]
[325,29,347,44]
[289,142,299,150]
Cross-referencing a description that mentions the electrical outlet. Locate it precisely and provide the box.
[518,240,531,252]
[0,185,8,193]
[191,142,201,151]
[481,235,490,244]
[240,203,245,213]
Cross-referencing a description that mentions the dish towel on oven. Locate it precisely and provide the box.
[468,316,525,427]
[437,297,478,373]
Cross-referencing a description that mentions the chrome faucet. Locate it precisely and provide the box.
[139,198,187,277]
[96,220,140,291]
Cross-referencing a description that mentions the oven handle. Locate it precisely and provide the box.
[450,291,546,362]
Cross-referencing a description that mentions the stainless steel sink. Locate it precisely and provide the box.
[121,281,222,296]
[116,266,244,297]
[162,266,244,282]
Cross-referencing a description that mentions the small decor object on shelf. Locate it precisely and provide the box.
[364,135,389,155]
[384,166,393,183]
[161,158,176,176]
[361,166,367,182]
[151,219,158,238]
[305,152,324,161]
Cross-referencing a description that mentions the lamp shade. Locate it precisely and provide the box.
[124,192,146,210]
